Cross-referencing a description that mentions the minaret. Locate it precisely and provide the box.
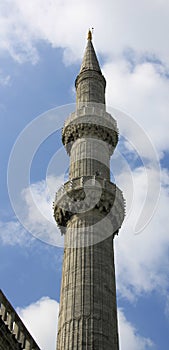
[54,31,125,350]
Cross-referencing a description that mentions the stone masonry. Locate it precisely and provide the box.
[54,30,125,349]
[0,290,40,350]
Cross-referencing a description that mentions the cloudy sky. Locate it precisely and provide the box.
[0,1,169,349]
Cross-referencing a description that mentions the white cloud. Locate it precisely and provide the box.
[0,70,10,86]
[0,176,64,246]
[1,1,168,163]
[17,297,59,350]
[0,0,169,67]
[115,166,169,301]
[0,175,64,247]
[0,1,39,64]
[17,297,153,350]
[21,175,64,246]
[1,2,168,346]
[104,59,169,157]
[1,1,168,161]
[0,220,33,246]
[0,175,65,247]
[3,165,169,306]
[118,309,153,350]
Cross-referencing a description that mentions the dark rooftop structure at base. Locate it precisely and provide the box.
[0,290,41,350]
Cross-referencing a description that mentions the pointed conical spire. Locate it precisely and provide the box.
[80,30,101,73]
[75,30,106,106]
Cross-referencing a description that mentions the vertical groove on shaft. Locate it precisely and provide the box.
[55,34,124,350]
[56,217,119,349]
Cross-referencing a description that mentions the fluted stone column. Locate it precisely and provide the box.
[56,221,119,349]
[54,31,125,350]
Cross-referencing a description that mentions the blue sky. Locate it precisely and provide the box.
[0,1,169,349]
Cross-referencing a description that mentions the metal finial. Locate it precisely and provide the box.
[87,29,92,41]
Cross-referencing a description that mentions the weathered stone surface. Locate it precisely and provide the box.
[57,237,119,350]
[75,38,106,106]
[55,33,124,350]
[0,290,40,350]
[54,176,125,237]
[62,107,119,155]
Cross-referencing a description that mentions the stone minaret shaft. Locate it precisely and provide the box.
[54,31,124,350]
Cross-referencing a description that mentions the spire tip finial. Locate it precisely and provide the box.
[87,29,92,41]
